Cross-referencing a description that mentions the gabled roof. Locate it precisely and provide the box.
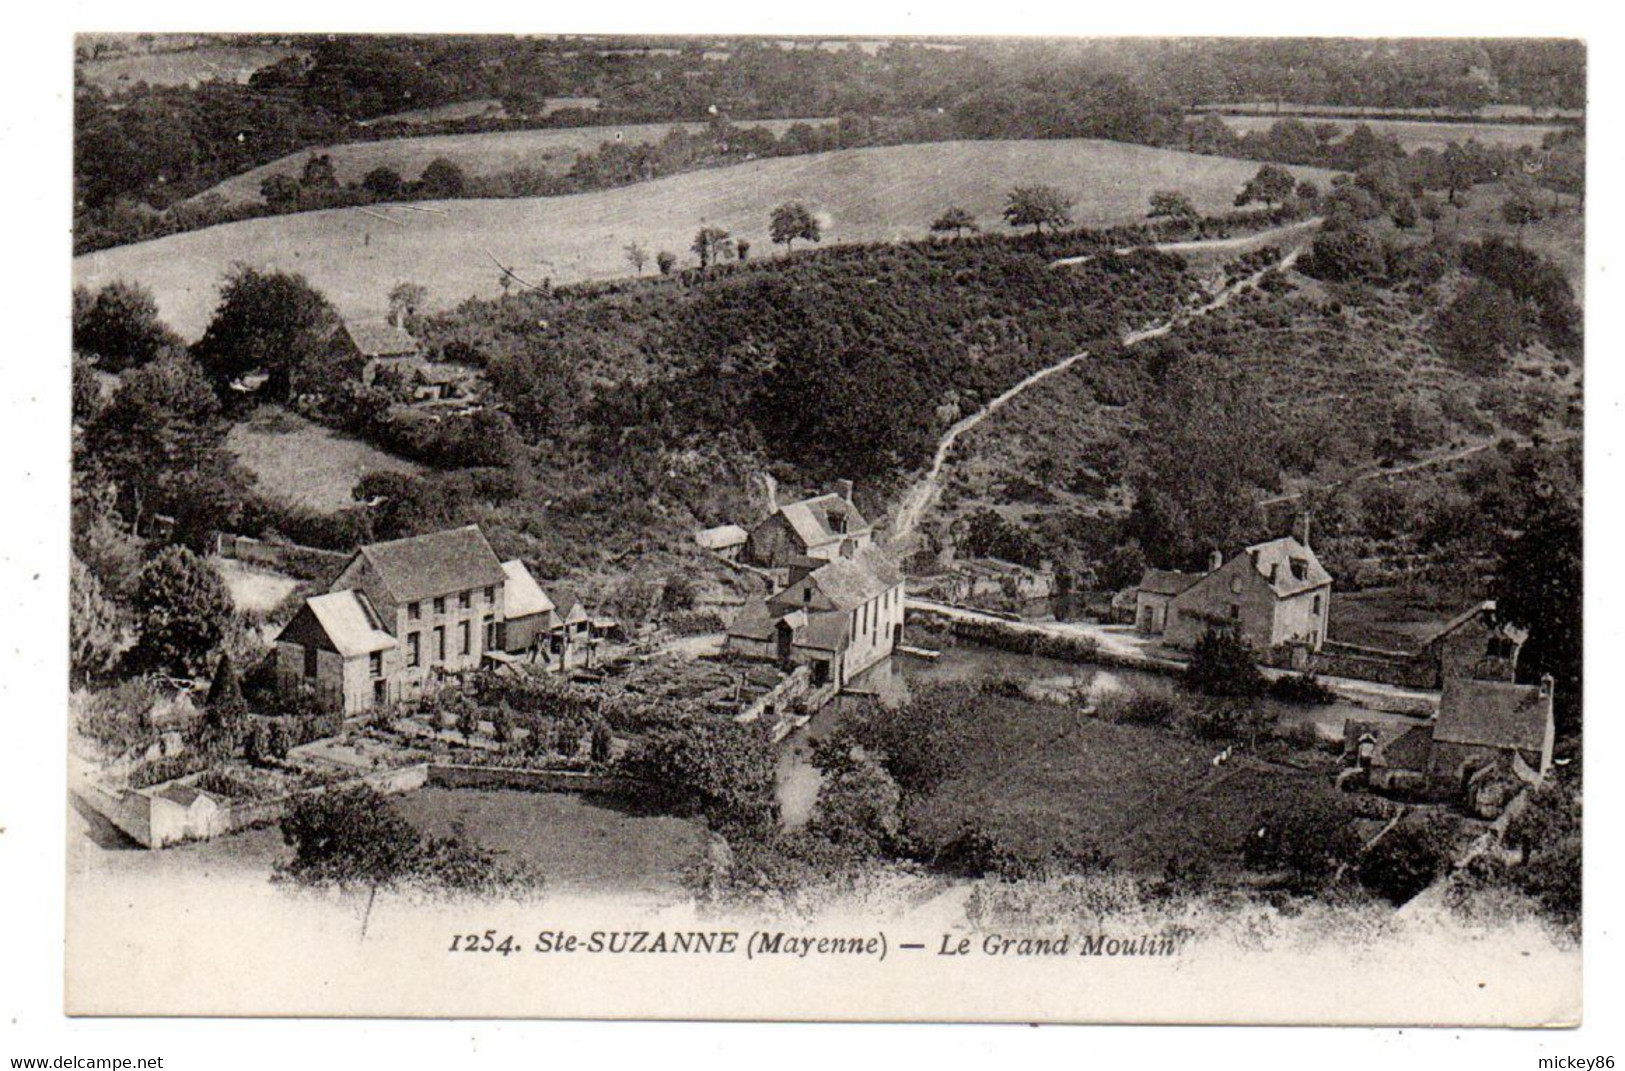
[695,524,749,551]
[795,611,852,653]
[726,597,778,640]
[777,492,871,548]
[1138,568,1203,597]
[301,590,399,658]
[1344,719,1434,771]
[342,319,418,358]
[780,545,902,613]
[153,783,226,809]
[1435,678,1553,753]
[1244,536,1332,597]
[356,525,508,603]
[500,559,555,619]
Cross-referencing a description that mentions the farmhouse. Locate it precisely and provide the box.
[726,544,905,689]
[1138,536,1332,653]
[273,525,557,712]
[744,480,873,568]
[330,318,421,386]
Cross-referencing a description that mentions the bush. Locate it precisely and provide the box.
[1244,797,1363,890]
[1185,630,1266,698]
[1267,673,1337,705]
[1094,692,1183,727]
[1358,813,1457,904]
[621,717,779,836]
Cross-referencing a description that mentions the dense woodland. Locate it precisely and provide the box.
[74,36,1583,253]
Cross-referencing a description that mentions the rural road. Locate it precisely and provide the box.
[891,235,1312,542]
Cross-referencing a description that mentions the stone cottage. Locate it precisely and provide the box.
[744,480,873,568]
[1136,536,1332,653]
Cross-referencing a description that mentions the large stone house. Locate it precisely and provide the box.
[726,544,905,689]
[744,481,873,568]
[1139,536,1332,653]
[273,525,555,713]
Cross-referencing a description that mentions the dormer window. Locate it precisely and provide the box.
[829,511,847,534]
[408,601,421,620]
[1290,558,1308,581]
[803,587,812,605]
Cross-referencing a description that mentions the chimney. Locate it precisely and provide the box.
[834,478,855,502]
[1208,549,1224,573]
[1539,674,1554,700]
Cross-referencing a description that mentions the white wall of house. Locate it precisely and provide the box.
[841,582,905,683]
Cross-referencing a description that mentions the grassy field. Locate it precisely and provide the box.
[227,407,423,513]
[77,43,297,90]
[1328,587,1471,651]
[210,556,304,615]
[1212,114,1565,152]
[904,692,1356,873]
[393,787,709,894]
[76,139,1337,339]
[195,117,838,206]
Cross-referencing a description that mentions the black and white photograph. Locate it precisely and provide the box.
[37,19,1599,1037]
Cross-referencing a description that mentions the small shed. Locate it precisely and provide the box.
[696,524,749,561]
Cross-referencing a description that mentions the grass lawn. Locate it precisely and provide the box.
[75,139,1337,339]
[393,787,710,894]
[227,406,423,513]
[1328,586,1467,652]
[904,693,1357,874]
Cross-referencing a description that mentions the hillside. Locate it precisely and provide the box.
[195,117,838,207]
[1211,115,1564,153]
[74,139,1336,339]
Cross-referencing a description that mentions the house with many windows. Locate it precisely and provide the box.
[272,525,556,713]
[726,544,905,689]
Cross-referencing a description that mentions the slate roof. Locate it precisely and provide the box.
[727,597,777,640]
[501,559,555,619]
[778,492,871,548]
[1245,536,1332,597]
[342,319,418,357]
[1344,719,1434,770]
[796,612,852,652]
[800,545,903,612]
[357,525,508,603]
[695,524,749,551]
[1435,678,1553,754]
[1138,568,1203,597]
[304,590,398,658]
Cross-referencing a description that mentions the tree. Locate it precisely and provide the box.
[362,165,404,200]
[1147,190,1198,223]
[1435,280,1526,374]
[691,226,733,268]
[1003,184,1073,235]
[128,545,235,679]
[417,157,467,198]
[279,785,426,889]
[70,555,126,682]
[735,238,751,261]
[1501,189,1545,243]
[300,153,340,197]
[387,282,427,327]
[807,754,902,857]
[622,718,779,836]
[1496,503,1581,736]
[484,344,582,439]
[1185,630,1266,698]
[655,250,677,275]
[623,240,649,274]
[260,172,301,210]
[1235,164,1297,210]
[192,266,342,400]
[201,653,249,756]
[1243,796,1362,891]
[930,206,979,239]
[1358,813,1456,904]
[769,201,822,251]
[72,281,181,371]
[1390,196,1419,230]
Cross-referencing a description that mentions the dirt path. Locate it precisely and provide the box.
[1256,429,1582,508]
[1050,216,1323,267]
[891,240,1310,543]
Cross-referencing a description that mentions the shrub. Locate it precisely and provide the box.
[1358,813,1458,904]
[1185,630,1266,698]
[1244,797,1363,890]
[1267,673,1337,705]
[621,717,779,836]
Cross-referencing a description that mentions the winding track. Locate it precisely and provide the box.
[890,228,1313,542]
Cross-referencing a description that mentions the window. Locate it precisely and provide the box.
[483,616,496,649]
[369,651,383,677]
[1312,594,1322,616]
[407,632,421,667]
[434,626,446,662]
[460,620,471,655]
[304,645,318,678]
[434,596,445,615]
[459,591,471,610]
[1229,603,1241,620]
[484,586,495,603]
[408,601,421,621]
[1229,575,1243,595]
